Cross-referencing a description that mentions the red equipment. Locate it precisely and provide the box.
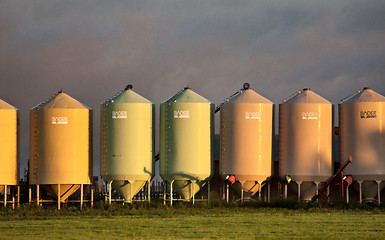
[311,156,353,208]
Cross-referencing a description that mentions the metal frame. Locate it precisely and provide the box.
[351,180,382,206]
[105,180,151,205]
[29,183,93,210]
[0,185,20,209]
[163,180,211,205]
[225,180,271,203]
[283,180,328,202]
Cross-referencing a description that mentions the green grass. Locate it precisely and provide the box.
[1,202,385,239]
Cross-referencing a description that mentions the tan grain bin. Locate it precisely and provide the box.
[30,91,92,202]
[0,99,19,194]
[220,83,273,197]
[279,89,333,200]
[339,87,385,199]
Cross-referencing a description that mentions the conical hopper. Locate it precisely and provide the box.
[349,181,385,201]
[288,182,317,201]
[361,182,382,200]
[230,181,262,198]
[112,180,147,202]
[172,180,206,200]
[41,184,80,202]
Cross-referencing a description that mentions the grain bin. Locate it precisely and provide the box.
[100,85,154,203]
[29,91,92,207]
[279,88,333,201]
[339,87,385,202]
[220,83,273,200]
[0,99,19,203]
[160,87,214,202]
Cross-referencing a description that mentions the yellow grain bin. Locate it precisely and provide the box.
[279,88,333,200]
[100,85,154,202]
[30,91,92,202]
[339,87,385,199]
[220,83,273,197]
[160,87,214,200]
[0,99,19,194]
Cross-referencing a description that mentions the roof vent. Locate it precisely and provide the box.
[243,83,250,89]
[303,88,310,91]
[125,84,133,90]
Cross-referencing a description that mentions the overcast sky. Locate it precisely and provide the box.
[1,0,385,178]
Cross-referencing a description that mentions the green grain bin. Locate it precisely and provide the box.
[100,85,154,202]
[160,87,214,200]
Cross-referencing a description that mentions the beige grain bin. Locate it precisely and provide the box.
[339,87,385,201]
[0,99,19,195]
[30,91,92,202]
[220,83,273,199]
[100,85,154,202]
[279,88,333,200]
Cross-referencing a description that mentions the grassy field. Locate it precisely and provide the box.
[1,202,385,239]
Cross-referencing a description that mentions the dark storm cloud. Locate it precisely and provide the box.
[1,0,384,176]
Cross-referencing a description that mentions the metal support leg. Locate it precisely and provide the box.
[226,184,229,203]
[170,180,174,206]
[377,181,381,206]
[358,181,363,204]
[58,184,61,210]
[17,186,20,208]
[37,184,40,206]
[108,181,112,205]
[104,181,108,203]
[191,180,196,204]
[341,173,344,202]
[80,184,83,210]
[258,182,262,201]
[147,180,151,202]
[222,184,225,201]
[29,185,32,204]
[91,184,94,209]
[315,182,319,196]
[268,181,271,203]
[208,181,211,204]
[163,182,166,205]
[4,185,7,207]
[297,182,302,202]
[346,185,349,204]
[284,184,287,199]
[130,181,133,203]
[240,181,244,203]
[11,187,14,209]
